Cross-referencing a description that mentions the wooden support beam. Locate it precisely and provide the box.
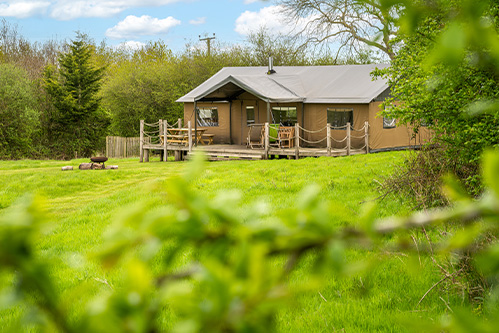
[194,102,197,147]
[266,102,270,123]
[229,100,233,144]
[240,100,244,145]
[188,120,193,153]
[139,119,144,162]
[264,122,269,160]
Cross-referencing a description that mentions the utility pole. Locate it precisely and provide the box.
[199,33,216,56]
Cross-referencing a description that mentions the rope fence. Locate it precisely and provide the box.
[256,121,370,159]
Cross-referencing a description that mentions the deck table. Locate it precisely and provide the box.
[161,128,209,145]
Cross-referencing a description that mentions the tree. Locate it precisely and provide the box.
[0,64,40,159]
[375,1,499,199]
[43,33,109,159]
[274,0,399,60]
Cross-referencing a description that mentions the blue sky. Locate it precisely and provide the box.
[0,0,305,51]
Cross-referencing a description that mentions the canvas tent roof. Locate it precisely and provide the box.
[177,64,390,104]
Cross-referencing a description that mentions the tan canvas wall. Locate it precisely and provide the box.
[183,100,432,150]
[303,104,369,148]
[183,102,231,144]
[368,102,432,150]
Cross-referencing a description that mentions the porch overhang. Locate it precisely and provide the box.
[192,75,305,103]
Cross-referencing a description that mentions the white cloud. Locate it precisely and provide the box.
[0,0,184,20]
[0,1,50,18]
[244,0,260,3]
[117,40,147,50]
[189,17,205,25]
[235,5,314,36]
[106,15,181,39]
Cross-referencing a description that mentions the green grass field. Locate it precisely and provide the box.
[0,152,464,331]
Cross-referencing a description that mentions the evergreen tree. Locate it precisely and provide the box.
[43,33,109,159]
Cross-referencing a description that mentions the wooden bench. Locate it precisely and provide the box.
[201,134,215,145]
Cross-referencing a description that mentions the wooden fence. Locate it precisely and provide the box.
[106,136,147,158]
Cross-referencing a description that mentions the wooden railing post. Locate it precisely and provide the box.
[294,123,300,160]
[139,120,144,162]
[174,118,182,161]
[327,123,331,157]
[346,122,351,156]
[264,122,269,160]
[163,121,168,162]
[188,120,193,153]
[364,121,370,154]
[159,119,163,139]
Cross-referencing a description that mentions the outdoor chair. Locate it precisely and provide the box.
[278,126,295,148]
[247,125,264,149]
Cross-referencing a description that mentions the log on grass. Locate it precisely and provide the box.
[79,163,93,170]
[61,166,73,171]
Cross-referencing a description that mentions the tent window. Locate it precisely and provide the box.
[383,117,396,128]
[271,107,297,126]
[327,108,353,129]
[246,106,255,126]
[197,107,218,127]
[383,105,396,128]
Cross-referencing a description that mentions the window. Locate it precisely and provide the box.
[271,107,297,126]
[327,108,353,129]
[246,106,255,126]
[383,117,396,128]
[197,107,218,127]
[383,105,396,128]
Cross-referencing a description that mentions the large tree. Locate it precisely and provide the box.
[375,0,499,200]
[43,34,109,159]
[274,0,399,60]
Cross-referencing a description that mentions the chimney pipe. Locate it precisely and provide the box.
[267,56,276,75]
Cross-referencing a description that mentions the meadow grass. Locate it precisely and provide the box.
[0,152,461,331]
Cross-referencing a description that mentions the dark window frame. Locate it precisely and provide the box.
[327,108,354,129]
[197,107,219,127]
[246,106,255,126]
[383,105,396,129]
[271,106,297,126]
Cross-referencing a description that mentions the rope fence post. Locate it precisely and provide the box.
[264,122,269,160]
[327,123,331,156]
[139,119,144,162]
[188,120,193,153]
[294,123,299,160]
[364,121,370,154]
[346,122,351,156]
[175,118,182,161]
[163,120,168,162]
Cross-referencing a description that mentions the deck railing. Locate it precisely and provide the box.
[249,121,369,159]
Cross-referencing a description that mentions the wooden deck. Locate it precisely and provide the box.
[142,143,367,161]
[139,120,369,162]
